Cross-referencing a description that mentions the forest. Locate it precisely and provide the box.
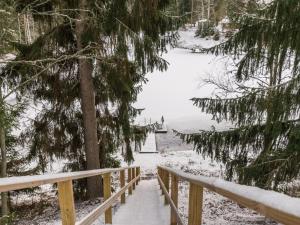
[0,0,299,224]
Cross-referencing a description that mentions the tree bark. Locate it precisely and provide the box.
[175,0,179,16]
[207,0,211,21]
[0,89,8,215]
[201,0,204,32]
[191,0,194,25]
[75,0,102,198]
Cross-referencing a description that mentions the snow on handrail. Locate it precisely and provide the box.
[158,165,300,225]
[76,174,140,225]
[0,166,141,225]
[157,174,185,225]
[0,166,137,192]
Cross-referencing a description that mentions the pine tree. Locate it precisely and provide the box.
[177,0,300,190]
[0,0,20,55]
[3,0,178,198]
[0,0,39,218]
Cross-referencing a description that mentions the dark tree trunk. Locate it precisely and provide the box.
[76,0,102,198]
[0,88,9,215]
[0,122,9,216]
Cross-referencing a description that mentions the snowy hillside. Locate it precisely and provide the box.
[155,128,194,152]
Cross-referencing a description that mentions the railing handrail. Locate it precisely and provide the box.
[0,166,137,193]
[158,165,300,225]
[157,174,185,225]
[76,174,140,225]
[0,166,141,225]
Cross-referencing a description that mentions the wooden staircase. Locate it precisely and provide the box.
[1,166,300,225]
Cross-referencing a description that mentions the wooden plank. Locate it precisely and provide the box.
[120,170,125,204]
[161,169,166,195]
[58,180,76,225]
[76,175,140,225]
[132,168,136,190]
[164,170,169,204]
[128,168,132,195]
[103,173,112,224]
[213,187,299,225]
[171,174,179,225]
[188,183,203,225]
[136,167,140,185]
[157,174,185,225]
[158,168,162,190]
[0,166,137,193]
[158,166,300,225]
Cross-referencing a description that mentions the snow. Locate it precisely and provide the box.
[125,131,282,225]
[16,130,285,225]
[155,128,194,151]
[112,179,169,225]
[127,131,222,179]
[219,183,299,218]
[176,27,222,49]
[165,166,300,219]
[139,132,157,153]
[134,28,232,132]
[0,168,127,192]
[12,25,297,225]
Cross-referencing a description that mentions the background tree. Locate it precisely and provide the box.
[3,0,178,198]
[0,0,36,217]
[177,0,300,190]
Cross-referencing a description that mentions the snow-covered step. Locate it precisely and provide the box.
[112,179,170,225]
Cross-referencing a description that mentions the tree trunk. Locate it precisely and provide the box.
[262,54,280,158]
[207,0,211,21]
[175,0,180,16]
[201,0,204,19]
[201,0,204,32]
[191,0,194,25]
[0,89,8,216]
[75,0,102,198]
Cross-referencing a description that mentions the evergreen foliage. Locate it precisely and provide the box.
[2,0,178,197]
[0,95,37,176]
[177,0,300,189]
[0,0,19,55]
[195,21,215,38]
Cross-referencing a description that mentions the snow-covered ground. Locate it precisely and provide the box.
[129,132,280,225]
[18,134,277,225]
[134,27,232,132]
[14,27,286,225]
[155,128,194,152]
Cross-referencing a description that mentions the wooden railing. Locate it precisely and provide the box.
[157,166,300,225]
[0,166,141,225]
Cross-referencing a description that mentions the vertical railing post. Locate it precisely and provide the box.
[104,173,112,224]
[128,168,132,195]
[120,170,126,204]
[132,167,136,190]
[161,169,165,195]
[170,174,178,225]
[158,167,162,190]
[188,183,203,225]
[58,180,76,225]
[136,167,140,185]
[164,170,169,204]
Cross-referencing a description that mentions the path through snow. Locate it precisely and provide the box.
[112,179,169,225]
